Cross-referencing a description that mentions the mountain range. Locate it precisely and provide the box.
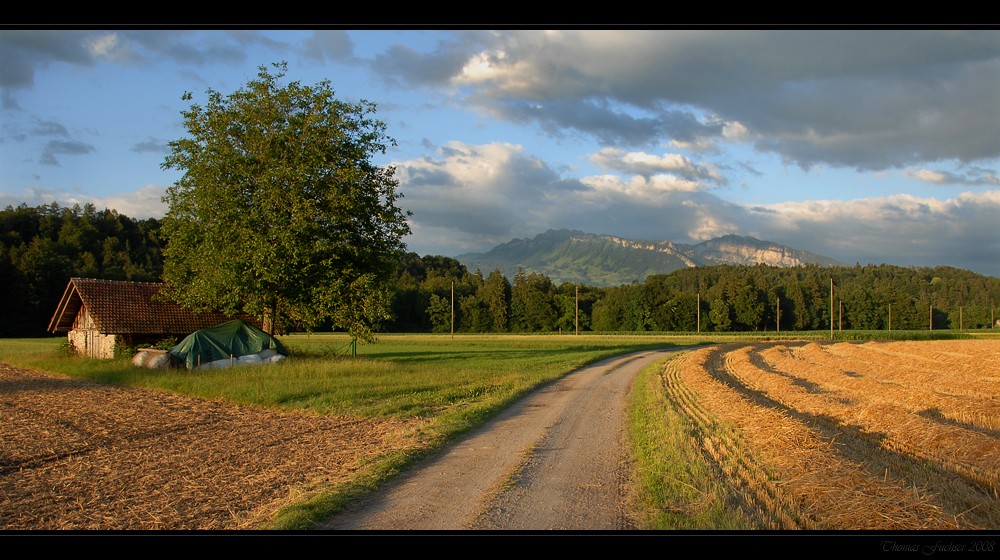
[456,229,844,287]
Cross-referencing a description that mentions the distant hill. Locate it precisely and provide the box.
[456,229,843,286]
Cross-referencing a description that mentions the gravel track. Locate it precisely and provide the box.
[321,349,679,531]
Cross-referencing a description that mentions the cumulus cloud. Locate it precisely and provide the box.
[742,191,1000,275]
[90,185,169,218]
[0,30,95,89]
[0,30,285,94]
[393,140,1000,277]
[907,168,951,184]
[722,121,749,142]
[669,138,718,152]
[588,147,725,185]
[905,167,1000,186]
[0,185,167,219]
[373,42,475,88]
[116,30,268,66]
[377,29,1000,171]
[395,141,576,242]
[580,173,704,197]
[86,32,121,58]
[304,30,354,62]
[396,141,750,256]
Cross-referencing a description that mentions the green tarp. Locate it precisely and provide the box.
[168,319,288,370]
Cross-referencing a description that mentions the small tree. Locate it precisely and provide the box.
[479,269,511,332]
[161,62,411,340]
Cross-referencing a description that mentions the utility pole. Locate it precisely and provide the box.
[451,280,455,339]
[830,278,834,340]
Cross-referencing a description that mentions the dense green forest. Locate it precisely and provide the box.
[389,254,1000,333]
[4,204,999,337]
[0,203,164,336]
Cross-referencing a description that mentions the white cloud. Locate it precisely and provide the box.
[904,166,1000,186]
[394,141,566,239]
[397,30,1000,170]
[393,139,1000,276]
[0,185,167,219]
[394,139,1000,276]
[94,185,168,219]
[86,33,119,58]
[581,173,703,197]
[624,151,691,171]
[742,191,1000,273]
[906,168,951,184]
[721,120,749,142]
[456,50,509,83]
[669,138,718,152]
[588,147,724,185]
[304,30,354,62]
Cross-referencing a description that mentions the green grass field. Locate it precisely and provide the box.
[1,333,694,438]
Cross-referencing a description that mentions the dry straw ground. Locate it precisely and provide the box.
[0,364,420,530]
[667,339,1000,529]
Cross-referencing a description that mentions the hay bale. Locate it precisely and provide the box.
[132,348,170,369]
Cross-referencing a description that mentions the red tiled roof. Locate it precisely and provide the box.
[47,278,244,335]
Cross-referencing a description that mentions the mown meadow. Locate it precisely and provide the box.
[1,333,701,449]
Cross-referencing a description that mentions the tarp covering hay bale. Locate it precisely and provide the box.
[169,319,288,370]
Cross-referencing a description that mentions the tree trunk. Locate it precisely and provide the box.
[263,297,280,336]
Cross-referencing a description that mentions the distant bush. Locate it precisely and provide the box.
[148,337,178,350]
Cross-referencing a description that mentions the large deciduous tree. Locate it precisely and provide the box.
[160,62,411,340]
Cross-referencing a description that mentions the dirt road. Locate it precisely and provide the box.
[321,349,677,531]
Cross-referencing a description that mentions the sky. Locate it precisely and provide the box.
[3,28,1000,277]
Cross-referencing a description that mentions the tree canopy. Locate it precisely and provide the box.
[383,257,1000,334]
[161,62,411,340]
[0,202,164,336]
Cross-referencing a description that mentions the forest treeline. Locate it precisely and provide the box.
[0,203,164,337]
[389,252,1000,334]
[4,203,999,337]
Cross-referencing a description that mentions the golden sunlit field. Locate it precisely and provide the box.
[663,339,1000,529]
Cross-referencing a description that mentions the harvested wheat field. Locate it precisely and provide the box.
[0,364,421,530]
[664,338,1000,530]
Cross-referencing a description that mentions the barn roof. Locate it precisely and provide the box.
[47,278,240,335]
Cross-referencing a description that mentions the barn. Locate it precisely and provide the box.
[47,277,241,359]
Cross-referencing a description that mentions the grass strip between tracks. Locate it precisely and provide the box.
[627,352,759,530]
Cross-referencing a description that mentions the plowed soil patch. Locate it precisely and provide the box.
[0,364,418,530]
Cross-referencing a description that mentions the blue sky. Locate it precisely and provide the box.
[3,29,999,276]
